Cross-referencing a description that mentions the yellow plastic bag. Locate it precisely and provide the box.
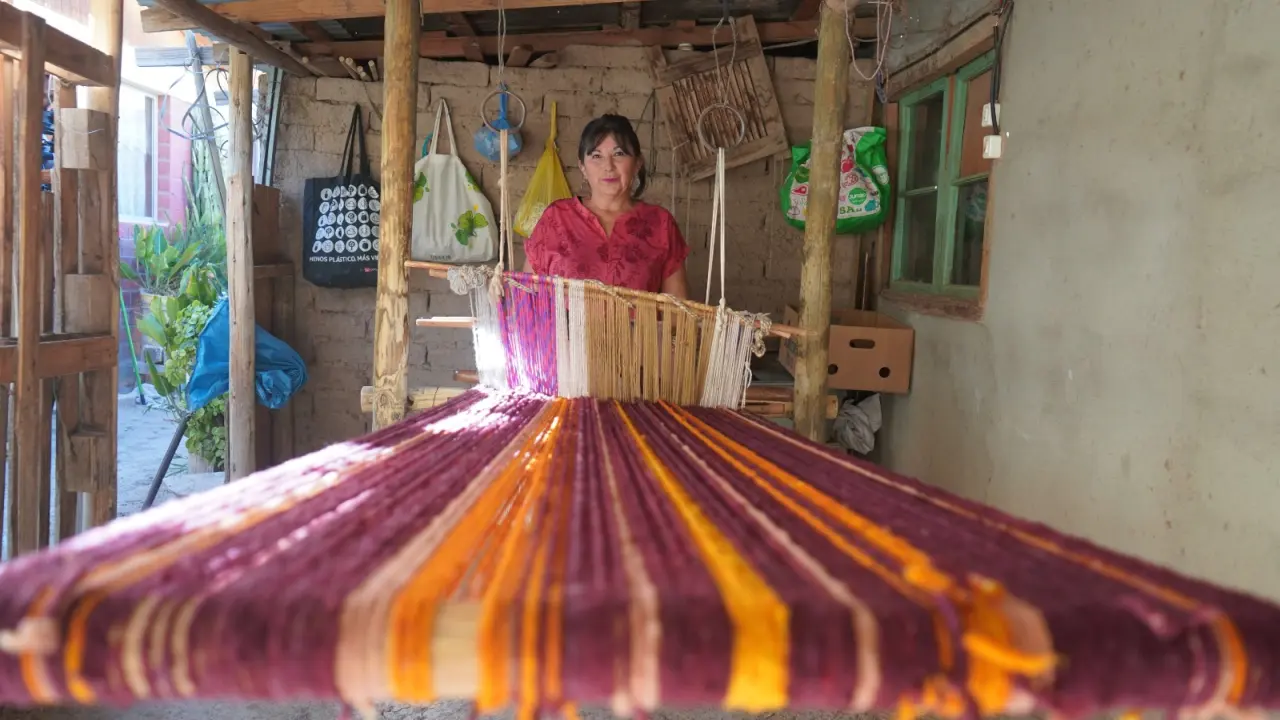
[514,101,572,237]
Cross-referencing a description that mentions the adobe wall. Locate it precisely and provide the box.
[270,47,876,451]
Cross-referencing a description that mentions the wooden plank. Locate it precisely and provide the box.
[226,48,257,481]
[251,185,284,262]
[55,109,112,171]
[37,194,55,550]
[294,20,845,61]
[83,0,122,529]
[0,336,119,391]
[371,0,419,431]
[793,3,850,442]
[53,82,81,544]
[142,0,653,32]
[415,316,476,329]
[146,0,316,76]
[270,274,296,466]
[0,4,115,87]
[12,12,48,557]
[0,56,13,555]
[506,44,532,67]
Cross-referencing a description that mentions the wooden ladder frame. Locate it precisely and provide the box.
[0,2,122,558]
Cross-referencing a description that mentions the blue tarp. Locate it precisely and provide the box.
[186,297,309,413]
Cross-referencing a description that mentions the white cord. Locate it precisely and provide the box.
[848,0,896,82]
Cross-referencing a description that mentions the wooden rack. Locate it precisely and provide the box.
[0,3,122,558]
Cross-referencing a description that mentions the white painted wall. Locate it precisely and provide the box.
[878,0,1280,600]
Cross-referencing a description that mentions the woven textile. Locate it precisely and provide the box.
[2,390,1279,718]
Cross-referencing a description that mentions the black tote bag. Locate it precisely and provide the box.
[301,106,380,288]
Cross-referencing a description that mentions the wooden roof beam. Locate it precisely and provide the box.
[147,0,316,75]
[293,19,877,61]
[141,0,652,33]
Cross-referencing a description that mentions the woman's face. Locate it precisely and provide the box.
[581,134,641,202]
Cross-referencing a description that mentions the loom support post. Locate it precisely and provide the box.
[371,0,420,431]
[226,47,256,481]
[793,2,851,442]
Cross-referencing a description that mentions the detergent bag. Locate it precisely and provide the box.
[780,126,891,234]
[410,99,498,264]
[514,102,572,238]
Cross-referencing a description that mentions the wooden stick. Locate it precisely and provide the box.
[36,194,55,550]
[792,3,849,442]
[0,56,14,554]
[12,12,47,556]
[52,81,81,544]
[82,0,123,529]
[226,48,256,482]
[370,0,419,431]
[404,261,809,339]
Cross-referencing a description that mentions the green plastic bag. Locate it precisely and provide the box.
[780,126,891,234]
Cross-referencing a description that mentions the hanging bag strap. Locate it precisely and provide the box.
[339,105,361,181]
[428,99,459,157]
[352,106,370,178]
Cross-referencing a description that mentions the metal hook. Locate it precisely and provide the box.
[479,88,528,133]
[696,103,746,152]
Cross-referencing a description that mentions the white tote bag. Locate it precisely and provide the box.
[410,100,498,263]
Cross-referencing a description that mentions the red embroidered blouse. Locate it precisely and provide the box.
[524,198,689,293]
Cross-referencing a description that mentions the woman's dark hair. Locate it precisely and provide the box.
[578,114,647,198]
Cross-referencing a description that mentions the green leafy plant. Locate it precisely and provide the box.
[120,216,227,297]
[138,267,228,470]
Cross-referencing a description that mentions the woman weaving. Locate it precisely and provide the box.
[523,114,691,299]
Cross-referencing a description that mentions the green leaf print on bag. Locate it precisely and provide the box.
[412,172,429,202]
[464,171,481,194]
[450,206,490,246]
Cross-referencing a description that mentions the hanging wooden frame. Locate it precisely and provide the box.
[645,16,790,181]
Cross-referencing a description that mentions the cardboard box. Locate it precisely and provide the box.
[778,306,914,393]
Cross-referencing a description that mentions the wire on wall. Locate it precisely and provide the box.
[990,0,1014,137]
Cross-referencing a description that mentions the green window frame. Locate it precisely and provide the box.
[890,50,996,298]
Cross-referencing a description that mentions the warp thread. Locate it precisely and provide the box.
[1,390,1272,719]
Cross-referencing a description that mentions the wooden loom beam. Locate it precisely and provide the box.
[226,48,257,482]
[404,261,809,339]
[371,0,420,431]
[357,383,840,419]
[792,3,850,442]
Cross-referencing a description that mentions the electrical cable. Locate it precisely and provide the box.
[990,0,1014,137]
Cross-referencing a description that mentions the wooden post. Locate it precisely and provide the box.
[53,82,82,544]
[0,56,14,554]
[12,12,47,556]
[371,0,420,431]
[82,0,123,529]
[226,47,256,481]
[793,3,851,442]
